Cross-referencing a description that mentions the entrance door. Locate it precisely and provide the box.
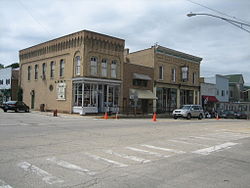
[31,90,35,109]
[141,99,148,114]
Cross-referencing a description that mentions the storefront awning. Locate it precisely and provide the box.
[133,73,152,81]
[202,95,219,102]
[130,89,157,100]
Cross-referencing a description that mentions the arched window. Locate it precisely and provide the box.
[111,60,117,78]
[34,64,38,80]
[90,57,97,76]
[60,59,65,77]
[101,59,107,77]
[74,56,81,76]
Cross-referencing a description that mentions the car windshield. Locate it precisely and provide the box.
[181,105,191,110]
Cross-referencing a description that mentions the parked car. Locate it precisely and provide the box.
[2,101,30,112]
[172,105,204,120]
[219,110,235,119]
[234,111,248,119]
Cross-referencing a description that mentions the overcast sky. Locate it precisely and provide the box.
[1,0,250,84]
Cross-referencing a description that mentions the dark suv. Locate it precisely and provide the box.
[2,101,30,112]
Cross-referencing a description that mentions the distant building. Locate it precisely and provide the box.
[0,67,19,103]
[200,75,229,113]
[125,45,202,113]
[224,74,244,102]
[243,86,250,102]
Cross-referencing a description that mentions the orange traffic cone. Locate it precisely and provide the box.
[152,112,157,122]
[104,112,108,120]
[216,114,220,120]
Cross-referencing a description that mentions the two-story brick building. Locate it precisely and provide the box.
[19,30,125,114]
[125,45,202,113]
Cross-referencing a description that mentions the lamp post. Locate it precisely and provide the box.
[187,12,250,34]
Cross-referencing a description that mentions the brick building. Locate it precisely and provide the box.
[123,51,156,114]
[19,30,124,114]
[125,45,202,113]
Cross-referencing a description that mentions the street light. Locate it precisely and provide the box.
[187,12,250,34]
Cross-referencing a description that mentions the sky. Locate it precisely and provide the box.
[0,0,250,84]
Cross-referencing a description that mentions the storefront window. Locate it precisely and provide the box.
[74,83,82,106]
[83,83,97,107]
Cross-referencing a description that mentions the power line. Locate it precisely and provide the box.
[186,0,250,24]
[16,0,52,35]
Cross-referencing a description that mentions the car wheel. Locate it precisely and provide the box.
[4,109,7,112]
[15,108,19,112]
[198,114,203,120]
[187,113,191,120]
[25,109,30,113]
[173,116,177,119]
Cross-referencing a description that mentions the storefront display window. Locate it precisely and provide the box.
[74,83,82,106]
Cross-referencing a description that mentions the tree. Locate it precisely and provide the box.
[0,63,4,68]
[6,63,19,69]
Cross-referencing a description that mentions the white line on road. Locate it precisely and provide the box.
[192,142,238,155]
[168,139,209,146]
[47,157,96,176]
[105,150,151,163]
[141,144,186,154]
[0,179,12,188]
[189,136,221,141]
[18,161,64,185]
[126,147,170,158]
[85,153,128,167]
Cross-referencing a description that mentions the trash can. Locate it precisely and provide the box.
[40,104,45,112]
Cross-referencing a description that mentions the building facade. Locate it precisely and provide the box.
[123,54,156,114]
[224,74,244,102]
[125,45,202,113]
[19,30,125,114]
[0,67,19,103]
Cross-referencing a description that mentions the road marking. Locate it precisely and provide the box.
[47,157,95,176]
[0,179,12,188]
[85,153,128,167]
[189,136,221,141]
[105,150,151,163]
[192,142,238,155]
[18,161,64,184]
[126,147,170,158]
[168,139,208,146]
[141,144,186,154]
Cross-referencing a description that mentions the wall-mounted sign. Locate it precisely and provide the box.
[57,83,66,100]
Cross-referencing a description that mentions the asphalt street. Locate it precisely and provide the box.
[0,110,250,188]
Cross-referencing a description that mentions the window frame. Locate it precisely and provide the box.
[34,64,38,80]
[101,59,107,77]
[90,57,97,76]
[28,66,31,80]
[111,60,117,78]
[50,61,55,78]
[75,56,81,76]
[159,66,163,80]
[59,59,65,77]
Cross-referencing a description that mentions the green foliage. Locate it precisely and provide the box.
[6,63,19,69]
[0,63,4,68]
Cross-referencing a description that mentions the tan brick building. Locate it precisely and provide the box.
[126,45,202,113]
[19,30,125,114]
[123,51,156,114]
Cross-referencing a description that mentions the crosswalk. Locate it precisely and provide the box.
[1,130,249,187]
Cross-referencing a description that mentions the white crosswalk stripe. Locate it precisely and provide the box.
[105,150,151,163]
[192,142,238,155]
[168,139,209,147]
[85,152,128,167]
[18,161,64,185]
[47,157,96,176]
[0,179,12,188]
[126,147,170,158]
[141,144,186,154]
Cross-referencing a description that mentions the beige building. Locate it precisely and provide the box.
[126,45,202,113]
[19,30,125,114]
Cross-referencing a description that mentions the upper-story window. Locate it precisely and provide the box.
[221,90,224,96]
[171,68,176,82]
[0,80,3,85]
[28,66,31,80]
[60,59,65,77]
[75,56,81,76]
[34,64,38,80]
[192,72,196,84]
[90,57,97,76]
[181,66,189,82]
[101,59,107,77]
[159,66,163,80]
[6,79,10,85]
[42,63,46,79]
[50,61,55,78]
[111,60,117,78]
